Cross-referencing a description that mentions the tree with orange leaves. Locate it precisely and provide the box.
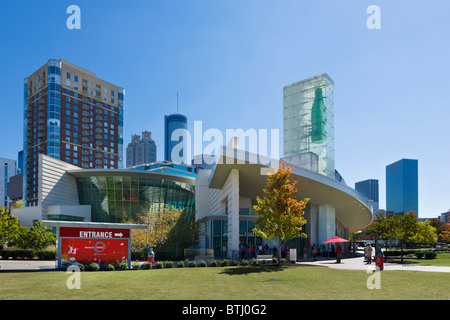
[252,162,309,262]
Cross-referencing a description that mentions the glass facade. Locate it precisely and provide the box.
[76,175,195,223]
[355,179,379,214]
[283,73,335,177]
[46,59,62,160]
[164,114,188,164]
[386,159,418,216]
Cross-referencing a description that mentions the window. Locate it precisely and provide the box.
[66,80,71,87]
[74,75,78,82]
[67,72,71,79]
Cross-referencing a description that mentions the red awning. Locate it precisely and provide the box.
[323,236,349,243]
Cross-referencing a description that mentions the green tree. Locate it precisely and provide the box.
[385,212,418,263]
[13,221,55,250]
[252,162,309,263]
[0,207,21,247]
[411,220,438,245]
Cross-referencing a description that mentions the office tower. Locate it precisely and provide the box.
[355,179,379,214]
[283,73,335,177]
[164,113,188,163]
[23,59,124,206]
[386,159,418,216]
[0,158,17,209]
[126,131,157,167]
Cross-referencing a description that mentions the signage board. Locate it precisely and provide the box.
[58,226,131,269]
[289,248,297,261]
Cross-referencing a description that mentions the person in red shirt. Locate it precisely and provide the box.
[336,244,343,263]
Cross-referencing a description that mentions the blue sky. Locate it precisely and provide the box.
[1,0,449,218]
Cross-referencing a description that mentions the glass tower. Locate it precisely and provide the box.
[164,114,188,164]
[355,179,379,214]
[386,159,418,216]
[283,73,335,177]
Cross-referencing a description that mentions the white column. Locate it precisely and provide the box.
[227,168,240,259]
[318,204,335,245]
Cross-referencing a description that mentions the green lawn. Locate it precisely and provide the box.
[388,251,450,267]
[0,265,448,300]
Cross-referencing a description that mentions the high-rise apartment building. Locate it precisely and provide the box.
[23,59,124,206]
[126,131,157,167]
[386,159,418,216]
[283,73,335,177]
[164,113,188,164]
[0,158,17,209]
[355,179,379,214]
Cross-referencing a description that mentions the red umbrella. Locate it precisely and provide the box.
[323,236,349,243]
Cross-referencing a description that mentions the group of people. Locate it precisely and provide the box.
[238,244,277,259]
[311,244,345,263]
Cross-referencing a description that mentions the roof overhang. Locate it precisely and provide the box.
[67,168,196,185]
[208,146,373,233]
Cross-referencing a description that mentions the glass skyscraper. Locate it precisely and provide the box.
[355,179,379,214]
[386,159,418,216]
[164,113,188,164]
[283,73,335,177]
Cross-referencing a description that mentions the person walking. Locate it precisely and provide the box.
[336,244,343,263]
[366,244,373,264]
[313,245,317,261]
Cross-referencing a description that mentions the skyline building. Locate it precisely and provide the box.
[126,131,157,168]
[355,179,379,215]
[23,59,124,207]
[283,73,335,178]
[164,113,188,164]
[0,158,18,209]
[386,159,419,216]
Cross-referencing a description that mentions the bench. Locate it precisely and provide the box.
[256,255,273,262]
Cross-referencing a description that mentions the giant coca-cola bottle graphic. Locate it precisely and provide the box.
[311,87,327,144]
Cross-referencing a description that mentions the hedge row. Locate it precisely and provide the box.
[0,249,179,261]
[384,249,437,259]
[0,249,55,260]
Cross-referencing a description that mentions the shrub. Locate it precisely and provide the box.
[290,259,296,264]
[118,261,128,270]
[0,249,34,259]
[154,261,164,269]
[89,263,100,271]
[164,261,174,268]
[281,258,287,264]
[132,261,141,270]
[106,264,115,271]
[251,259,258,266]
[210,260,218,267]
[196,260,207,267]
[142,262,153,269]
[177,261,185,268]
[415,251,424,259]
[187,260,196,267]
[261,259,267,265]
[424,251,437,259]
[230,260,239,266]
[35,250,56,260]
[240,260,249,266]
[272,257,278,264]
[220,259,229,267]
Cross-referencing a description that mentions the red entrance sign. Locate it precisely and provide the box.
[60,238,129,265]
[59,227,130,239]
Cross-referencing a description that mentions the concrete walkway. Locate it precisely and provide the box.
[0,260,57,271]
[296,255,450,273]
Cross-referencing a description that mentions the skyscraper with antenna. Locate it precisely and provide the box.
[164,92,188,163]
